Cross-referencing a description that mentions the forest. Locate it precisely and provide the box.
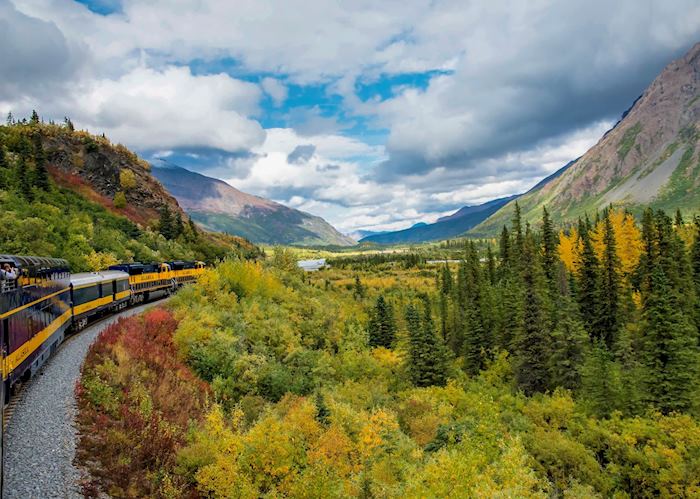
[75,204,700,498]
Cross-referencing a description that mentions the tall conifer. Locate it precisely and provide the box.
[31,131,49,191]
[368,295,396,348]
[577,218,602,341]
[486,245,496,285]
[406,298,448,387]
[599,210,621,347]
[641,264,699,413]
[692,216,700,328]
[499,225,511,269]
[512,202,524,266]
[514,226,549,395]
[541,206,558,285]
[158,205,175,239]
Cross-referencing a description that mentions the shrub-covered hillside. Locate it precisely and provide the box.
[76,226,700,497]
[0,113,260,270]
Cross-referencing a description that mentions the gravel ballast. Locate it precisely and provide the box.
[3,301,166,498]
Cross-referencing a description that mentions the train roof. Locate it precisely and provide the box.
[70,270,129,287]
[0,254,70,277]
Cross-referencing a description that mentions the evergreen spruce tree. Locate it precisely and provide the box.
[641,264,699,413]
[495,275,523,352]
[353,275,365,300]
[486,245,496,285]
[636,208,657,292]
[439,264,453,341]
[513,227,550,395]
[30,110,40,124]
[499,225,511,269]
[158,205,175,239]
[692,216,700,328]
[406,297,448,387]
[674,208,684,228]
[577,219,602,341]
[440,263,453,296]
[314,391,330,425]
[15,155,32,200]
[368,295,396,348]
[580,340,621,418]
[406,304,423,382]
[541,206,558,285]
[174,211,185,238]
[463,305,486,376]
[615,325,646,417]
[548,291,588,391]
[451,260,468,354]
[654,210,696,317]
[598,210,621,347]
[511,202,524,266]
[31,132,49,191]
[462,243,490,374]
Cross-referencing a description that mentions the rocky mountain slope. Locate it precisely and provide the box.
[360,195,516,244]
[473,42,700,235]
[37,128,183,227]
[152,162,356,246]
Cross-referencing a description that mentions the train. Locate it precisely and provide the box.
[0,255,206,405]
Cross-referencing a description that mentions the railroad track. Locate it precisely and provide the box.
[2,384,23,431]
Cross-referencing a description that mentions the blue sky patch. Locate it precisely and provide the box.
[355,70,452,102]
[74,0,121,15]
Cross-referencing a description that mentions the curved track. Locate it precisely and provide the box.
[3,300,168,498]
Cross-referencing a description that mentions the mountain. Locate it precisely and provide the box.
[349,229,388,241]
[152,162,355,246]
[359,195,517,244]
[473,42,700,235]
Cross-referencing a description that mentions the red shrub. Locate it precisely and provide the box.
[75,308,208,498]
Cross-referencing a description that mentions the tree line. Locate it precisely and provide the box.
[0,110,51,199]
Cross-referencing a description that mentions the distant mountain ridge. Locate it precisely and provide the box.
[152,162,355,246]
[360,195,517,244]
[473,42,700,235]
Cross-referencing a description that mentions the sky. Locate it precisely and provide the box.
[1,1,699,235]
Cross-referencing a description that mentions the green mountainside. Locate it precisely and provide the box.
[360,195,516,244]
[0,117,259,271]
[152,163,356,247]
[473,42,700,235]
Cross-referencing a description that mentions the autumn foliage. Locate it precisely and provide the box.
[75,232,700,497]
[75,308,210,497]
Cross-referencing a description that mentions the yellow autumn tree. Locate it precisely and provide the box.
[590,210,642,276]
[558,227,581,273]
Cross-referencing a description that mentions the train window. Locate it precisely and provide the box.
[116,280,129,292]
[73,285,100,305]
